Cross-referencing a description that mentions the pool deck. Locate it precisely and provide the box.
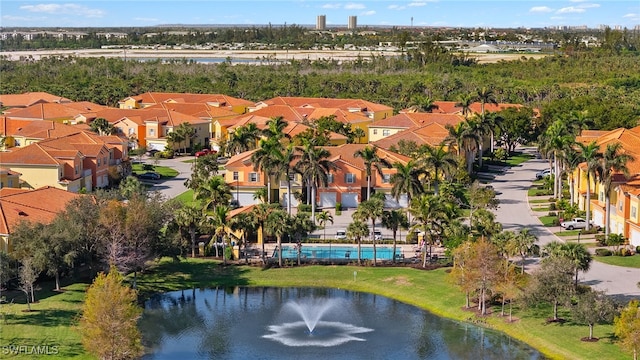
[252,243,446,262]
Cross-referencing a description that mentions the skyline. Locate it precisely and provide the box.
[1,1,639,29]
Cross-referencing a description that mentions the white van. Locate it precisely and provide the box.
[335,230,347,240]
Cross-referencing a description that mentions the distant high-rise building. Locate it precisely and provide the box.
[316,15,326,30]
[348,16,357,30]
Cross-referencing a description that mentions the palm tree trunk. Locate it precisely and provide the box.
[277,235,282,267]
[589,324,593,339]
[605,195,611,239]
[191,230,196,258]
[586,176,592,231]
[311,185,317,224]
[55,271,60,291]
[261,228,266,264]
[357,239,361,265]
[478,142,484,168]
[553,154,558,199]
[267,176,272,203]
[372,220,377,266]
[367,175,371,200]
[569,175,575,206]
[392,230,397,264]
[287,179,292,215]
[490,131,495,153]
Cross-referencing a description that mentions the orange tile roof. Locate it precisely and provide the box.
[260,96,393,113]
[428,101,528,116]
[4,102,101,121]
[0,117,33,136]
[0,186,81,234]
[225,150,257,168]
[0,92,72,108]
[320,144,410,170]
[0,143,68,165]
[12,120,85,139]
[124,92,253,107]
[372,122,451,150]
[145,102,238,119]
[248,105,307,122]
[371,113,465,129]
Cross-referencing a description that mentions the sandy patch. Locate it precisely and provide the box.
[382,275,412,286]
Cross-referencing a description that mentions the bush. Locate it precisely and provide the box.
[595,248,612,256]
[298,204,312,213]
[548,211,557,217]
[595,235,606,246]
[636,246,640,254]
[552,218,560,226]
[616,248,633,257]
[580,228,599,235]
[549,202,557,211]
[494,148,508,161]
[336,202,342,212]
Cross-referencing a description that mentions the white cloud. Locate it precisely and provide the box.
[388,4,407,10]
[623,13,638,18]
[2,15,46,22]
[344,3,366,10]
[577,3,600,9]
[362,10,376,16]
[321,3,341,9]
[408,2,427,7]
[20,3,105,18]
[550,16,565,20]
[530,6,553,13]
[556,6,585,14]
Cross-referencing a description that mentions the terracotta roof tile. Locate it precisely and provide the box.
[260,96,393,113]
[12,120,85,139]
[0,92,72,108]
[372,123,451,150]
[124,92,253,107]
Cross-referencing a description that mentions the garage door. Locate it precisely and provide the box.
[282,192,299,208]
[235,192,257,207]
[384,194,401,209]
[341,193,359,209]
[593,210,604,228]
[630,229,640,247]
[319,192,337,208]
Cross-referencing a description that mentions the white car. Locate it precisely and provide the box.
[335,230,347,240]
[560,217,599,230]
[535,169,553,180]
[372,230,382,241]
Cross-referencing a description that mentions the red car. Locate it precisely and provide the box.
[195,149,216,158]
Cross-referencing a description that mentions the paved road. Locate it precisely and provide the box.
[139,155,194,199]
[493,147,640,299]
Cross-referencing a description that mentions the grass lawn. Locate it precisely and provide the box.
[528,187,553,197]
[531,206,550,212]
[539,215,558,227]
[131,163,179,178]
[595,254,640,268]
[1,258,627,360]
[505,153,534,166]
[554,230,582,237]
[529,198,551,204]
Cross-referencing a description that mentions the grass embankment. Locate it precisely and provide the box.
[131,164,179,178]
[1,258,626,359]
[595,254,640,268]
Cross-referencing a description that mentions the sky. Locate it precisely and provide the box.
[1,0,639,29]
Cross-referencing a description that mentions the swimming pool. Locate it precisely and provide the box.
[276,245,403,260]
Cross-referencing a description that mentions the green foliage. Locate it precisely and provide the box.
[614,300,640,358]
[80,266,143,360]
[595,248,613,257]
[493,147,508,161]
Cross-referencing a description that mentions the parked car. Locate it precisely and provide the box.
[535,168,553,180]
[335,230,347,240]
[195,149,216,158]
[138,171,161,180]
[229,199,240,209]
[372,230,382,241]
[560,217,600,230]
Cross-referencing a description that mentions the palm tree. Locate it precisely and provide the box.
[476,86,498,117]
[541,121,574,200]
[444,123,465,158]
[253,188,268,203]
[562,146,583,206]
[577,141,602,231]
[251,203,276,264]
[118,176,146,200]
[455,93,474,120]
[251,138,283,203]
[409,194,447,267]
[294,142,337,223]
[315,211,334,241]
[507,227,537,273]
[409,95,439,113]
[445,121,479,174]
[544,241,592,288]
[228,212,257,263]
[420,144,456,195]
[272,144,297,214]
[382,209,409,263]
[174,204,203,258]
[598,142,634,239]
[354,198,385,266]
[347,219,369,265]
[354,146,391,201]
[265,209,289,266]
[208,205,230,264]
[175,122,195,154]
[227,123,261,155]
[195,175,231,212]
[166,130,185,154]
[390,160,427,210]
[263,116,289,140]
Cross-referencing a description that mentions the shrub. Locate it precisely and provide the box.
[580,228,599,235]
[595,235,606,246]
[552,219,560,226]
[298,204,312,213]
[549,202,557,211]
[595,248,612,256]
[548,197,556,202]
[336,202,342,212]
[548,211,557,217]
[636,246,640,254]
[494,148,508,161]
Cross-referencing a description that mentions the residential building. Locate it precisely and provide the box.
[0,92,72,109]
[0,168,20,189]
[2,101,106,122]
[348,16,357,29]
[0,186,81,253]
[223,144,409,209]
[571,126,640,245]
[368,113,465,143]
[118,92,253,114]
[317,15,327,30]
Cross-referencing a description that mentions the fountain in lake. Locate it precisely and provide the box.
[262,298,373,347]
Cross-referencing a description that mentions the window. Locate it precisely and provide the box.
[632,206,637,220]
[382,129,390,136]
[75,165,79,175]
[345,173,355,184]
[382,174,391,183]
[97,158,101,167]
[149,129,155,136]
[599,191,604,202]
[619,201,624,211]
[7,179,12,187]
[249,172,259,182]
[327,174,334,183]
[233,172,239,181]
[128,127,134,135]
[373,129,378,135]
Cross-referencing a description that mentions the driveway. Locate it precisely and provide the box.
[138,155,194,199]
[492,147,640,299]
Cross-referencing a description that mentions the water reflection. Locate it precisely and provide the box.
[139,287,545,360]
